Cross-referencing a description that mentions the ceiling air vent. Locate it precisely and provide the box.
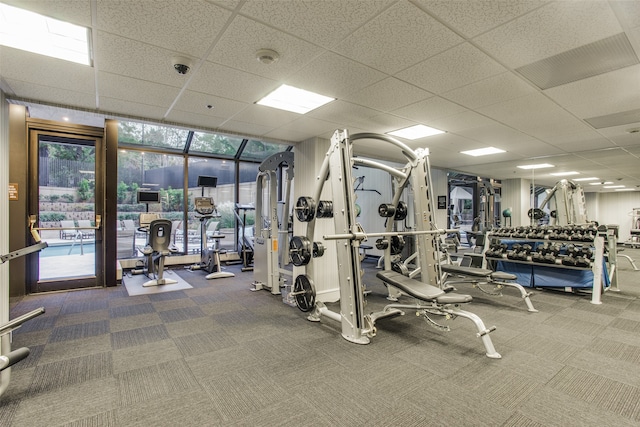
[516,33,639,90]
[585,108,640,129]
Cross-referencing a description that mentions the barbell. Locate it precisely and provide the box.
[323,228,455,241]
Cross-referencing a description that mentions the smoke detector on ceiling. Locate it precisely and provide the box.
[256,49,280,65]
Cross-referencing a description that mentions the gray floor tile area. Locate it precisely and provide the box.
[2,249,640,426]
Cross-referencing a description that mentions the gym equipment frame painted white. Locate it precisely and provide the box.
[252,151,294,294]
[293,129,501,358]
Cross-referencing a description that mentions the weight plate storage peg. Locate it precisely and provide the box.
[292,274,316,312]
[390,235,405,255]
[394,201,408,221]
[289,236,312,266]
[312,241,325,258]
[316,200,334,218]
[295,196,316,222]
[378,203,396,218]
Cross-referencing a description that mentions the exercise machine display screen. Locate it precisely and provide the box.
[195,197,215,215]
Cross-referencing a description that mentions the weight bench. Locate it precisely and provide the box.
[375,270,501,359]
[440,264,537,313]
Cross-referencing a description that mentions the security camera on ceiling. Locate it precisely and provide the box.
[172,56,193,75]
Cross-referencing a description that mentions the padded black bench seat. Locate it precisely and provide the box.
[441,264,517,281]
[441,264,492,277]
[377,271,472,304]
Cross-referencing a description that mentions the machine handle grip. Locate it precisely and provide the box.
[0,347,30,371]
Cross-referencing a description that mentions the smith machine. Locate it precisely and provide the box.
[288,130,501,358]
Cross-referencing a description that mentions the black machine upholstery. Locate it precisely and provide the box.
[376,271,472,304]
[142,219,177,287]
[440,264,518,282]
[147,219,172,256]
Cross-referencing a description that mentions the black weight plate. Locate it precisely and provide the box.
[293,274,316,312]
[394,201,408,221]
[295,196,316,222]
[289,236,312,266]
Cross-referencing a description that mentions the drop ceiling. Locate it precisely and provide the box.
[1,0,639,191]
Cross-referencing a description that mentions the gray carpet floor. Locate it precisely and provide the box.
[2,249,640,427]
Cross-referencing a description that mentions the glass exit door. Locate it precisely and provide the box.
[28,127,104,292]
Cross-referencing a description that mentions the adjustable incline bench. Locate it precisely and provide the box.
[376,270,501,359]
[439,264,538,313]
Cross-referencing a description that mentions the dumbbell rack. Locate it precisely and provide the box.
[485,226,619,305]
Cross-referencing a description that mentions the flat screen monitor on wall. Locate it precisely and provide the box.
[197,175,217,188]
[137,190,160,204]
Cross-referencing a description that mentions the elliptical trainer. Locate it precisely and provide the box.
[188,176,234,280]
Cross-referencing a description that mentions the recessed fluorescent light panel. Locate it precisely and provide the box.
[517,163,555,170]
[603,185,625,189]
[574,177,599,182]
[256,84,335,114]
[615,188,635,191]
[387,125,445,140]
[589,181,613,185]
[0,3,91,65]
[460,147,505,157]
[550,171,579,176]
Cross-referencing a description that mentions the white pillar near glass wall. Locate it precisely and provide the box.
[501,178,532,227]
[292,137,340,302]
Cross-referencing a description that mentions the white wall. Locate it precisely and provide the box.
[431,167,448,228]
[589,191,640,241]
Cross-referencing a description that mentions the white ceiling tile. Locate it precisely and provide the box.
[96,32,189,88]
[286,52,386,98]
[427,110,496,133]
[210,0,241,9]
[476,93,579,134]
[98,72,181,108]
[0,47,95,93]
[333,1,463,74]
[609,0,640,30]
[164,109,227,130]
[351,114,416,135]
[474,1,623,68]
[220,119,278,137]
[307,100,380,125]
[442,72,537,109]
[544,64,640,118]
[341,78,433,113]
[397,43,506,94]
[238,0,395,49]
[455,122,539,147]
[4,78,97,109]
[96,0,232,57]
[392,96,467,123]
[1,0,92,26]
[416,0,547,38]
[265,117,342,143]
[188,61,279,103]
[228,104,299,128]
[172,90,247,117]
[544,130,614,152]
[207,15,325,80]
[98,97,167,120]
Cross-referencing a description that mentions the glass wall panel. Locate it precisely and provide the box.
[189,131,243,157]
[239,139,287,161]
[118,121,189,150]
[187,157,236,253]
[116,149,184,258]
